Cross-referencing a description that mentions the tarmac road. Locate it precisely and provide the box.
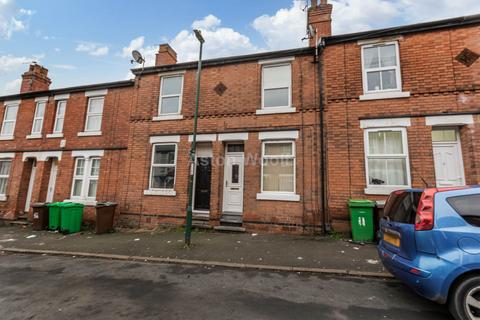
[0,253,451,320]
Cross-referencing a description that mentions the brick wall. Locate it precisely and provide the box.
[120,53,323,233]
[0,85,133,219]
[323,25,480,231]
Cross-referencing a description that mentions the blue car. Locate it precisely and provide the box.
[378,186,480,320]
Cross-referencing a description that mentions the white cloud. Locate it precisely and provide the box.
[51,64,76,70]
[0,0,34,39]
[122,15,260,65]
[0,53,43,74]
[120,36,158,67]
[3,78,21,94]
[76,42,109,56]
[252,0,308,50]
[331,0,400,34]
[171,14,259,62]
[192,14,221,30]
[331,0,480,35]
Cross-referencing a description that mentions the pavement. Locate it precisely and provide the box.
[0,225,388,277]
[0,253,451,320]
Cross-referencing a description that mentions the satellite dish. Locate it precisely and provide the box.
[131,50,145,65]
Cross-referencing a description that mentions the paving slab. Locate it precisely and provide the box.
[0,225,387,275]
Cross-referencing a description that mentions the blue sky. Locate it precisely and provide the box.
[1,0,479,96]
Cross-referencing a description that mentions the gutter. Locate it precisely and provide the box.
[325,14,480,45]
[132,47,315,76]
[0,80,134,102]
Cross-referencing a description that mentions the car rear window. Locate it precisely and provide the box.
[384,191,422,224]
[447,194,480,227]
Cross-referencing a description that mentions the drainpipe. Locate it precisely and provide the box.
[317,38,329,235]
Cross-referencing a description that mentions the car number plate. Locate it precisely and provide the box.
[383,232,400,247]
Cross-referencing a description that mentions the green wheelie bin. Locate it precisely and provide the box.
[60,202,84,234]
[47,202,63,231]
[348,199,375,242]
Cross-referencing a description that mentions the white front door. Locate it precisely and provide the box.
[25,161,37,212]
[432,129,465,187]
[46,159,58,203]
[222,153,244,214]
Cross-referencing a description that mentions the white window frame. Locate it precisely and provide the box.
[361,41,402,95]
[257,140,299,202]
[70,157,101,202]
[158,74,184,116]
[364,127,411,195]
[261,63,292,110]
[0,159,12,201]
[83,96,104,133]
[146,143,178,196]
[30,101,47,136]
[53,100,67,133]
[1,104,19,139]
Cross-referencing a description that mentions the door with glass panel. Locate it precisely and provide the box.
[222,144,244,214]
[432,128,465,187]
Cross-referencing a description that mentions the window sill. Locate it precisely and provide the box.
[256,193,300,202]
[364,186,410,196]
[0,195,6,201]
[46,133,64,138]
[359,91,411,101]
[256,107,296,115]
[0,136,14,141]
[26,134,42,139]
[78,131,102,137]
[64,199,97,206]
[144,189,177,197]
[152,114,184,121]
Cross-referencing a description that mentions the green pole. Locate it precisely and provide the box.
[185,31,204,246]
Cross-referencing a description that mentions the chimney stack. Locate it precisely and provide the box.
[20,64,51,93]
[308,0,333,47]
[155,44,177,66]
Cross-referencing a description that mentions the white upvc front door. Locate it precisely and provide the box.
[46,159,58,203]
[432,129,466,187]
[222,153,244,214]
[25,161,37,212]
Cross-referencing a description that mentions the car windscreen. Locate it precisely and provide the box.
[383,191,422,224]
[447,193,480,227]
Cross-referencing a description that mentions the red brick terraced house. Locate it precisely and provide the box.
[322,14,480,231]
[0,64,134,222]
[0,0,479,234]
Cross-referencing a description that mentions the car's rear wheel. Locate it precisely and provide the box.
[449,275,480,320]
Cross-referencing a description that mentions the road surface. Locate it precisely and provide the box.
[0,253,451,320]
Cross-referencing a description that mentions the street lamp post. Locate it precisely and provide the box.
[185,29,205,246]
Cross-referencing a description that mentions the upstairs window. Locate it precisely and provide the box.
[362,42,401,93]
[85,97,104,132]
[31,101,46,135]
[1,104,19,137]
[262,64,291,108]
[159,75,183,115]
[149,144,177,190]
[53,100,66,133]
[365,128,410,189]
[71,157,101,201]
